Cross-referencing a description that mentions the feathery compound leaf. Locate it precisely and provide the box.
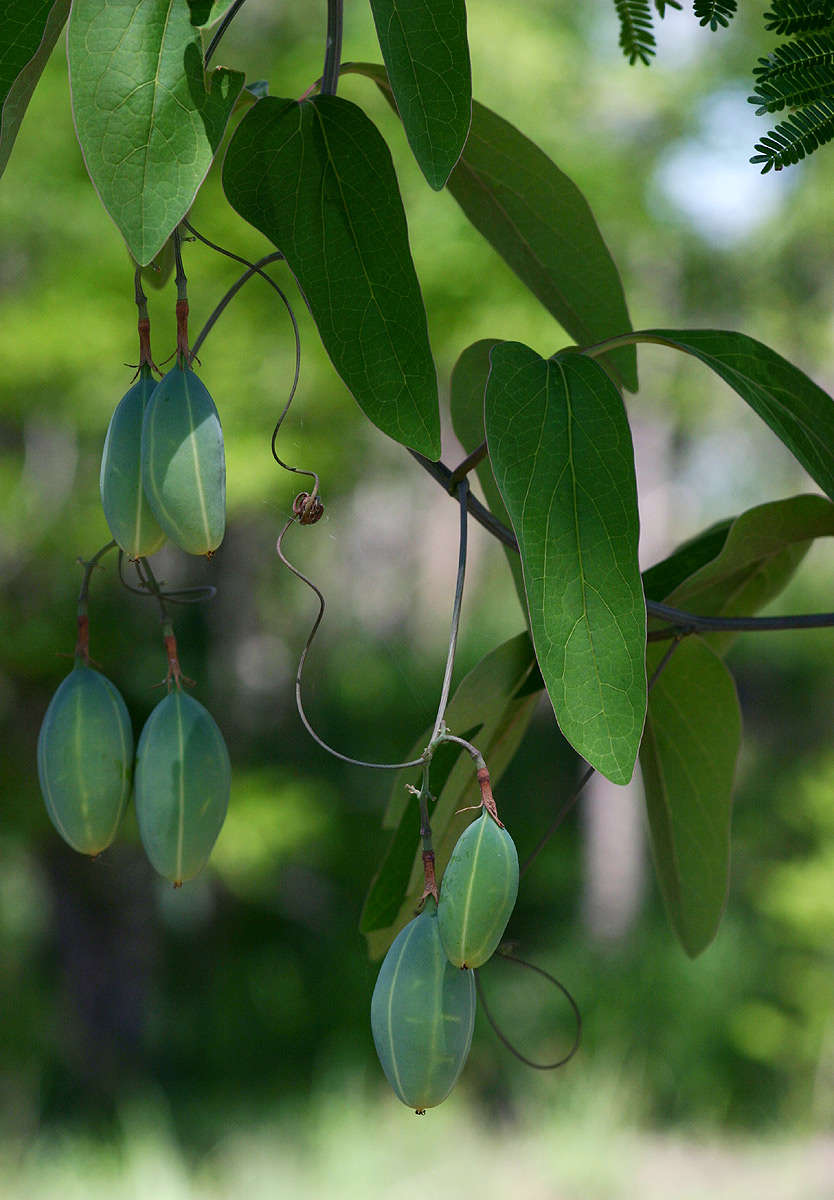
[750,24,834,167]
[693,0,737,31]
[751,98,834,169]
[654,2,683,16]
[614,0,657,64]
[764,1,834,36]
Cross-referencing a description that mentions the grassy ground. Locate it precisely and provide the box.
[4,1080,833,1200]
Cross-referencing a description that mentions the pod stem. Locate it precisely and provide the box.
[75,541,117,663]
[133,268,160,376]
[135,557,194,690]
[414,768,438,905]
[173,227,191,366]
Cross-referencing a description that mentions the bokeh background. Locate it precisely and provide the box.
[3,2,834,1196]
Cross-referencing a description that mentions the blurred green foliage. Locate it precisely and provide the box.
[3,0,834,1157]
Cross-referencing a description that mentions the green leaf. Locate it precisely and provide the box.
[223,95,441,459]
[67,0,244,265]
[659,494,834,654]
[623,330,834,499]
[642,519,733,603]
[369,0,471,189]
[362,631,542,957]
[0,0,70,179]
[485,343,646,785]
[187,0,236,24]
[640,637,741,957]
[449,339,526,608]
[342,63,637,392]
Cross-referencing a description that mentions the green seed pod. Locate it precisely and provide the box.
[438,811,519,968]
[134,690,230,884]
[371,904,476,1112]
[141,364,226,556]
[37,660,133,855]
[100,368,166,558]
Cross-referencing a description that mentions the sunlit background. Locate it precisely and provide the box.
[3,2,834,1196]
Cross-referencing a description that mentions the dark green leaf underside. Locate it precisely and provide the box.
[0,0,70,179]
[342,63,637,392]
[640,636,741,957]
[634,329,834,500]
[223,94,441,459]
[486,343,646,784]
[369,0,471,188]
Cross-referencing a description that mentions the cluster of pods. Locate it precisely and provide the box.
[37,363,230,885]
[371,810,520,1112]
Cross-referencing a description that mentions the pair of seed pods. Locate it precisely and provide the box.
[371,811,519,1112]
[37,663,229,884]
[100,363,226,558]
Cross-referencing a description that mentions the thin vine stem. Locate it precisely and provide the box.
[475,950,582,1071]
[75,541,118,661]
[275,478,473,772]
[183,222,318,509]
[204,0,249,68]
[407,451,834,635]
[430,480,469,743]
[321,0,343,96]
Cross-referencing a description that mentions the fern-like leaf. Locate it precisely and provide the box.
[614,0,657,64]
[764,1,834,37]
[750,32,834,113]
[654,1,683,16]
[693,0,737,30]
[750,97,834,169]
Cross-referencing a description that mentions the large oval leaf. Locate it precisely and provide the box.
[485,342,646,784]
[640,637,741,958]
[67,0,244,265]
[342,62,637,392]
[369,0,471,189]
[223,94,441,459]
[0,0,70,178]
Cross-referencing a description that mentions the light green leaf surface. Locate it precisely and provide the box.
[640,636,741,957]
[623,330,834,498]
[642,519,733,604]
[486,342,646,784]
[342,63,637,392]
[369,0,471,189]
[0,0,70,178]
[449,338,526,607]
[223,94,441,458]
[68,0,244,265]
[362,631,542,957]
[657,494,834,654]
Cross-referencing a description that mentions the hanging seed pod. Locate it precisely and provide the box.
[37,660,133,855]
[100,367,166,558]
[438,810,519,968]
[134,690,229,884]
[371,903,476,1112]
[141,364,225,556]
